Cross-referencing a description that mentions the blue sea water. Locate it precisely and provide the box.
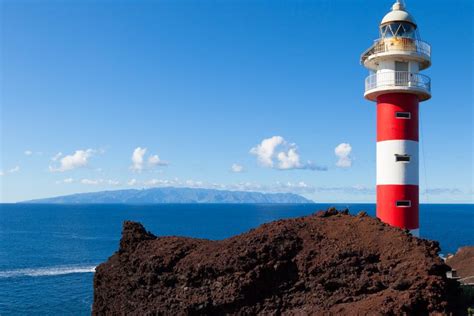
[0,203,472,315]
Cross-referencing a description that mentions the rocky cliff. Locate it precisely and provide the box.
[93,208,460,314]
[446,246,474,285]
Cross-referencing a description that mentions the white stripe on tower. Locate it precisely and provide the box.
[376,140,419,185]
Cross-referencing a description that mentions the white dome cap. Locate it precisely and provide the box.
[381,1,417,26]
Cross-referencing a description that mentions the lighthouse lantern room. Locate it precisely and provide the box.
[361,0,431,237]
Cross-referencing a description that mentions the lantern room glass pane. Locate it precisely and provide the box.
[380,25,388,38]
[398,23,415,38]
[381,22,417,39]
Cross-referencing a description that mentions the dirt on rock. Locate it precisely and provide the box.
[93,208,460,315]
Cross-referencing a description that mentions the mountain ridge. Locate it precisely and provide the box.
[22,187,314,204]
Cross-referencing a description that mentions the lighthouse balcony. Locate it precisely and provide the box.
[364,71,431,101]
[361,38,431,70]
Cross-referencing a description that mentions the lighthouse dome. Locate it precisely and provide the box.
[381,1,416,27]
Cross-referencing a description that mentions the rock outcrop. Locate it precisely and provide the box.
[93,208,460,315]
[446,246,474,285]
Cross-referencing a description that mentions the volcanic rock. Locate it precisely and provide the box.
[93,209,459,315]
[446,246,474,285]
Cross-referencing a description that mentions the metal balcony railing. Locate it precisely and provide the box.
[365,71,431,93]
[361,38,431,64]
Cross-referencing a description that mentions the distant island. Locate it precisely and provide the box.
[22,187,313,204]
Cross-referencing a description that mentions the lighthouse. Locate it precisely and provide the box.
[361,1,431,237]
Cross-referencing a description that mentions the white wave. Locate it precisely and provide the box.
[0,265,96,278]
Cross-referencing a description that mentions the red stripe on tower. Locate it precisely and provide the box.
[377,185,419,230]
[361,1,431,237]
[377,93,419,142]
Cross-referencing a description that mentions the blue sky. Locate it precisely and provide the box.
[1,0,472,203]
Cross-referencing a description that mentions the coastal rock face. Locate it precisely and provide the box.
[93,209,457,315]
[446,246,474,284]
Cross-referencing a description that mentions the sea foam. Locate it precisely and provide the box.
[0,265,96,278]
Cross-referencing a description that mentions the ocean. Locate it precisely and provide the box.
[0,203,472,315]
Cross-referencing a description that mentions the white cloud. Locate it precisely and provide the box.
[277,148,302,170]
[231,163,244,173]
[335,143,352,168]
[148,154,168,167]
[212,181,373,195]
[116,178,370,199]
[8,166,20,174]
[315,185,374,194]
[49,149,94,172]
[270,181,314,193]
[185,179,204,187]
[24,150,33,156]
[250,136,284,167]
[209,180,311,194]
[130,147,147,171]
[131,147,168,172]
[250,136,326,171]
[119,178,369,198]
[422,188,463,195]
[56,178,74,184]
[81,178,101,185]
[0,167,21,176]
[51,152,63,161]
[144,179,169,186]
[79,178,120,186]
[131,178,310,195]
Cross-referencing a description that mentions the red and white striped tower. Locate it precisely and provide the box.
[361,1,431,237]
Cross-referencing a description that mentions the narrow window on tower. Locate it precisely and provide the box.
[395,154,411,162]
[396,200,411,207]
[395,111,411,119]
